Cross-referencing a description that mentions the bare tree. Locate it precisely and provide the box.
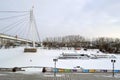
[42,35,120,53]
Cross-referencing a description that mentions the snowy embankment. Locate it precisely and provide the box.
[0,47,120,70]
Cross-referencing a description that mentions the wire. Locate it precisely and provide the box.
[0,17,28,31]
[0,13,29,20]
[22,21,30,40]
[4,18,28,34]
[34,18,41,42]
[11,19,28,36]
[15,20,29,38]
[0,11,29,13]
[1,17,29,33]
[20,23,29,38]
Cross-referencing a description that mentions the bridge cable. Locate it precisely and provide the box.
[0,13,29,21]
[11,18,29,37]
[1,17,29,34]
[0,14,29,32]
[14,19,29,38]
[3,18,28,34]
[0,11,29,13]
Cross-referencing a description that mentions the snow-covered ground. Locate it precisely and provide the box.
[0,47,120,70]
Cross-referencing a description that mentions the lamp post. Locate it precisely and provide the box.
[53,58,58,77]
[111,59,116,77]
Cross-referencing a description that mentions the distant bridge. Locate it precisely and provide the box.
[0,33,41,47]
[0,33,32,43]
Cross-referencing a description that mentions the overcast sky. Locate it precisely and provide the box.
[0,0,120,40]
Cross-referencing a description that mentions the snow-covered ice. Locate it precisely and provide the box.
[0,47,120,70]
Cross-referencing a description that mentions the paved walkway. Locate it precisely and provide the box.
[0,72,120,80]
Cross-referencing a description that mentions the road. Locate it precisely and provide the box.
[0,72,120,80]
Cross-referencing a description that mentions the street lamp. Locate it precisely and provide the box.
[53,58,58,77]
[111,59,116,77]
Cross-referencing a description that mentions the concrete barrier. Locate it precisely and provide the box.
[45,67,120,73]
[107,70,112,73]
[45,67,53,72]
[100,70,107,73]
[58,69,65,73]
[114,70,120,73]
[0,67,23,72]
[72,69,77,72]
[64,69,71,73]
[0,68,12,71]
[77,69,82,73]
[83,69,89,73]
[89,69,96,73]
[53,68,58,73]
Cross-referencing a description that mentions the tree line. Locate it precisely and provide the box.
[42,35,120,53]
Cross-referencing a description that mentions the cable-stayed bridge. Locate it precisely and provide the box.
[0,10,41,47]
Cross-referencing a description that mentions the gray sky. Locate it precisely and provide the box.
[0,0,120,40]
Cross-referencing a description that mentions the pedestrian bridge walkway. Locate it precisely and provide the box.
[0,33,32,43]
